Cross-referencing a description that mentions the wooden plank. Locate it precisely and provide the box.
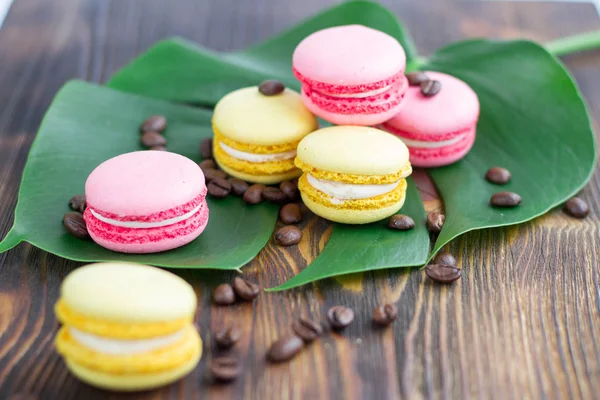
[0,0,599,399]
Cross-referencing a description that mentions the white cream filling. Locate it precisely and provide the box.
[307,174,400,205]
[219,142,296,163]
[397,134,466,149]
[90,203,202,229]
[317,84,393,99]
[70,327,185,355]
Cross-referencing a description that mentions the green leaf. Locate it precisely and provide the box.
[107,1,416,106]
[267,178,429,291]
[0,81,279,269]
[424,40,596,258]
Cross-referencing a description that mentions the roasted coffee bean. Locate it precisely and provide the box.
[425,264,462,284]
[372,304,398,326]
[200,138,213,159]
[427,212,445,233]
[420,79,442,97]
[327,306,354,329]
[68,194,86,213]
[208,178,232,198]
[63,212,89,239]
[280,203,303,224]
[150,145,167,151]
[433,252,457,266]
[229,178,249,196]
[140,115,167,133]
[406,71,429,86]
[243,184,265,204]
[214,326,242,349]
[199,159,217,170]
[275,226,302,246]
[232,277,260,301]
[262,187,288,204]
[280,180,299,201]
[267,334,304,362]
[564,197,589,218]
[203,168,228,182]
[485,167,511,184]
[259,80,285,96]
[141,131,167,148]
[211,356,241,382]
[490,192,521,207]
[387,214,414,230]
[213,284,236,305]
[292,318,323,342]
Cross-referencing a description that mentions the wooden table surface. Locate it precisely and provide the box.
[1,0,599,399]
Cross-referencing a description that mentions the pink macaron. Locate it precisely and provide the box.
[382,71,480,167]
[293,25,408,126]
[84,151,209,253]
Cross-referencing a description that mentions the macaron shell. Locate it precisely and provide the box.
[212,87,318,146]
[385,71,479,136]
[85,201,209,254]
[405,126,476,167]
[60,263,197,323]
[301,191,406,224]
[63,334,201,392]
[85,151,206,217]
[293,25,406,86]
[216,159,302,185]
[296,126,410,176]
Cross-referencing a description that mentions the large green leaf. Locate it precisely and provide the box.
[422,40,596,258]
[107,1,417,106]
[267,179,429,291]
[0,81,279,270]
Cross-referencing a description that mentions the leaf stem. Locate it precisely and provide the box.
[546,30,600,57]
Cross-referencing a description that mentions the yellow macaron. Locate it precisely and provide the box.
[295,126,412,224]
[54,263,201,391]
[212,84,318,184]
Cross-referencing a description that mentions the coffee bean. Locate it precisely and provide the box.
[200,138,213,159]
[68,194,86,213]
[267,334,304,362]
[141,131,167,148]
[406,71,429,86]
[564,197,589,218]
[387,214,414,230]
[140,115,167,133]
[213,284,236,305]
[292,318,323,342]
[425,264,462,284]
[150,145,167,151]
[485,167,511,184]
[275,226,302,246]
[203,168,228,182]
[280,204,303,224]
[211,356,241,382]
[327,306,354,329]
[214,326,242,349]
[199,159,217,170]
[280,180,299,201]
[433,252,457,266]
[372,304,398,326]
[7,393,39,400]
[420,79,442,97]
[259,80,285,96]
[63,212,89,239]
[208,178,232,198]
[490,192,521,207]
[232,277,260,301]
[229,178,249,196]
[243,184,265,205]
[262,187,288,204]
[427,212,445,233]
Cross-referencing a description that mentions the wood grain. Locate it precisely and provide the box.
[1,0,599,399]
